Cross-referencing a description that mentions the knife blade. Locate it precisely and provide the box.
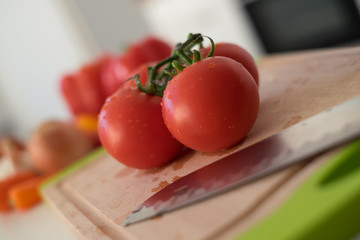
[123,94,360,226]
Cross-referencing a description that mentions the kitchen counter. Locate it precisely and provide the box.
[0,203,76,240]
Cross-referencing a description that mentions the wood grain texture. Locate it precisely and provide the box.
[41,46,360,240]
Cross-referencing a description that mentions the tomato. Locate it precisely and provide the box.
[162,56,259,152]
[101,36,172,96]
[203,42,259,85]
[98,87,183,169]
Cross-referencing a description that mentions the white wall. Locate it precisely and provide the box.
[0,0,148,140]
[139,0,265,59]
[0,0,100,139]
[73,0,150,53]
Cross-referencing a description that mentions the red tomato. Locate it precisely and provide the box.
[203,42,259,85]
[101,36,172,96]
[98,87,183,169]
[162,57,259,152]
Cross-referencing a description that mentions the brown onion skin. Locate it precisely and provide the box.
[27,120,93,174]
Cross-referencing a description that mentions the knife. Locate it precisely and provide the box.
[123,94,360,226]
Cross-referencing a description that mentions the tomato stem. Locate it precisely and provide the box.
[193,50,201,63]
[204,36,215,58]
[177,49,192,66]
[172,61,185,71]
[134,33,215,96]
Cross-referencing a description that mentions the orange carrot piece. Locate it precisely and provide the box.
[9,175,49,211]
[0,171,37,213]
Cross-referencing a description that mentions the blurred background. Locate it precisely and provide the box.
[0,0,359,140]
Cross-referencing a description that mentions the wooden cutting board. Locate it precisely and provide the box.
[41,46,360,240]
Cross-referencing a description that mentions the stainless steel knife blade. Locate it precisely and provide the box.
[123,95,360,226]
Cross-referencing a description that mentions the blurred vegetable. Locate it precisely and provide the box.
[74,114,100,147]
[0,137,24,165]
[0,137,32,180]
[0,170,37,213]
[60,36,171,118]
[100,36,172,96]
[27,120,93,174]
[8,174,49,211]
[59,55,109,116]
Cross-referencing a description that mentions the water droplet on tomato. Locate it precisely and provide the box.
[167,94,172,99]
[228,125,236,129]
[208,63,216,68]
[108,96,116,102]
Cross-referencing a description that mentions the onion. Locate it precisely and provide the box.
[27,120,93,174]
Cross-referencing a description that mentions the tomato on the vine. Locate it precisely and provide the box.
[203,42,259,85]
[98,87,183,169]
[98,33,260,168]
[162,56,259,152]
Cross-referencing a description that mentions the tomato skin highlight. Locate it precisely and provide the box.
[162,57,259,152]
[204,42,259,85]
[98,88,183,169]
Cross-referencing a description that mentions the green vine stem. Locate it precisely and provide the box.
[134,33,215,96]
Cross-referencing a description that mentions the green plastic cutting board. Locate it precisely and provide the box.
[236,138,360,240]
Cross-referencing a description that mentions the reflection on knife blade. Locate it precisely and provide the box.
[123,94,360,226]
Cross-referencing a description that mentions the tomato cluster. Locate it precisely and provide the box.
[98,34,260,169]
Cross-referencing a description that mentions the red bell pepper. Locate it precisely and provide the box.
[101,36,172,96]
[60,36,172,116]
[59,55,109,116]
